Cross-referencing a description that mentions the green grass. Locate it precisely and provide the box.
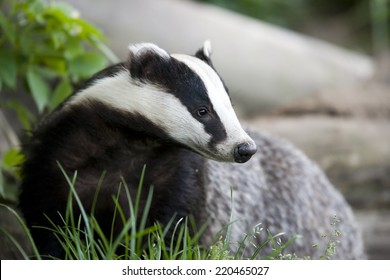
[0,164,341,260]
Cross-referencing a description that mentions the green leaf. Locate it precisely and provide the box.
[40,56,67,75]
[25,0,46,20]
[2,147,24,175]
[26,67,50,112]
[0,147,23,202]
[0,10,16,45]
[50,78,72,110]
[50,30,67,49]
[69,52,107,80]
[0,50,17,89]
[64,39,84,60]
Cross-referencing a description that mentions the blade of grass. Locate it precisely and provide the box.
[57,161,91,236]
[0,203,41,259]
[0,226,31,259]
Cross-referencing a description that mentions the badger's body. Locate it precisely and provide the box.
[20,42,365,259]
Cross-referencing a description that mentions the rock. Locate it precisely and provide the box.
[247,116,390,209]
[64,0,374,116]
[273,83,390,119]
[246,74,390,259]
[355,210,390,260]
[246,75,390,208]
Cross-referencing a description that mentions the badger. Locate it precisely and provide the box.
[19,42,365,259]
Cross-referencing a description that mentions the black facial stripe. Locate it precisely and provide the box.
[203,112,227,147]
[166,58,227,145]
[129,54,227,144]
[195,50,230,98]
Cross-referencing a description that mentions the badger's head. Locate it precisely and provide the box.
[71,42,256,163]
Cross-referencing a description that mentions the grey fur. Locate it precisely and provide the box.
[203,128,365,259]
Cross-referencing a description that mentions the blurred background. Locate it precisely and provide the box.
[1,0,389,259]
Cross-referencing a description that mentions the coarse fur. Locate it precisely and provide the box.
[19,42,365,259]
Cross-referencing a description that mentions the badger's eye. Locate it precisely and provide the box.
[197,107,209,117]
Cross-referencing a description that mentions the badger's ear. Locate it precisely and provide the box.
[128,43,170,82]
[195,40,213,65]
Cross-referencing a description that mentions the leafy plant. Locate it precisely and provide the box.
[0,0,116,126]
[319,215,342,260]
[0,0,117,202]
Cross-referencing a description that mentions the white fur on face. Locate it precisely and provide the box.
[171,54,255,161]
[68,49,255,162]
[68,70,212,150]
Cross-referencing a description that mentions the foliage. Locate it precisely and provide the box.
[0,0,116,126]
[0,0,117,202]
[318,215,342,260]
[0,147,23,202]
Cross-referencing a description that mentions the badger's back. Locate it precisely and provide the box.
[204,129,365,259]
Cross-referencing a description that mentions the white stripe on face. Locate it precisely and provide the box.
[67,70,212,151]
[171,54,255,160]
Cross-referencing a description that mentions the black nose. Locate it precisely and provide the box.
[234,142,257,163]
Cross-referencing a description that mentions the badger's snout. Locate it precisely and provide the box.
[234,142,257,163]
